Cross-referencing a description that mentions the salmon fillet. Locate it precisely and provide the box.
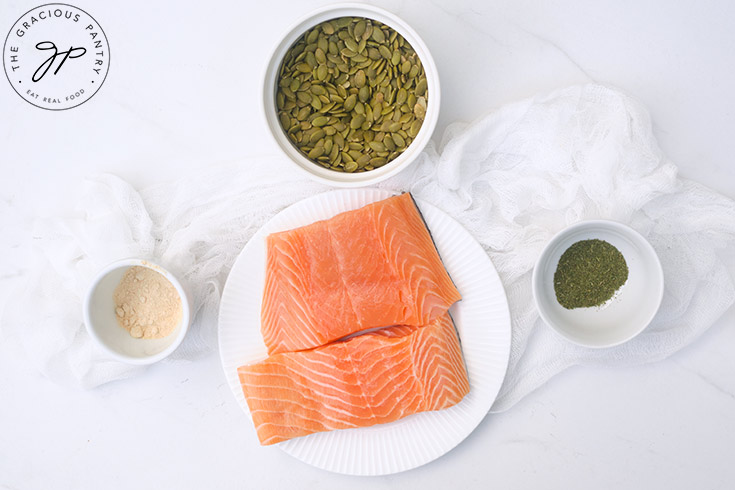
[261,193,461,355]
[239,313,470,445]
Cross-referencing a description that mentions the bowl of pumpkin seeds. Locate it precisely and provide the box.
[263,4,439,186]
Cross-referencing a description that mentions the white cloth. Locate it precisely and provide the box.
[2,84,734,410]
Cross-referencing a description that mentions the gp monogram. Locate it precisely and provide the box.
[3,3,109,110]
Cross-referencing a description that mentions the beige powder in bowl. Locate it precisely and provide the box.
[113,266,182,339]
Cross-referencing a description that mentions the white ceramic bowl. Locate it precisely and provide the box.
[532,220,664,348]
[262,3,440,187]
[83,258,191,364]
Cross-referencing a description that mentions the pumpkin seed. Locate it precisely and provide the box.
[356,154,371,167]
[396,88,407,105]
[317,39,328,56]
[350,114,366,129]
[354,20,367,40]
[344,94,357,111]
[372,27,386,43]
[363,22,373,40]
[358,85,370,103]
[297,106,310,120]
[305,51,317,68]
[408,119,422,138]
[282,86,295,99]
[320,101,335,113]
[309,129,325,144]
[368,141,386,152]
[314,48,327,68]
[308,146,324,159]
[365,104,374,123]
[392,133,406,148]
[414,96,427,119]
[344,38,359,53]
[335,17,351,28]
[279,113,291,130]
[367,47,381,60]
[295,62,312,73]
[415,78,427,96]
[312,116,328,127]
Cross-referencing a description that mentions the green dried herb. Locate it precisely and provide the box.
[553,239,628,309]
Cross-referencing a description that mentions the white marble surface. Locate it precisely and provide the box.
[1,0,734,488]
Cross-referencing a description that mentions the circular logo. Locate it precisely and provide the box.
[3,3,109,110]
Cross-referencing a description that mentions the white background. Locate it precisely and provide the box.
[1,0,734,488]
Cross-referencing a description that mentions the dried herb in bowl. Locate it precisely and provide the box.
[275,16,428,173]
[553,239,629,309]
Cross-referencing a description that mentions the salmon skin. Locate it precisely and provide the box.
[261,193,461,355]
[239,313,470,445]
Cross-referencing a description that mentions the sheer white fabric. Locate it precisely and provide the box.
[4,84,733,411]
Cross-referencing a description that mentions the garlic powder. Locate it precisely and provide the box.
[113,266,182,339]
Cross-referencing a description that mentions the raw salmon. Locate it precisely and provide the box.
[238,313,469,445]
[261,193,461,355]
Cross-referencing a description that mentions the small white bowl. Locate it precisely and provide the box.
[262,3,440,187]
[83,258,191,364]
[532,220,664,348]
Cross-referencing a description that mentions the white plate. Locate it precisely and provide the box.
[218,189,511,475]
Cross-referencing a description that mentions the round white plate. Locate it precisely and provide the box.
[218,188,511,475]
